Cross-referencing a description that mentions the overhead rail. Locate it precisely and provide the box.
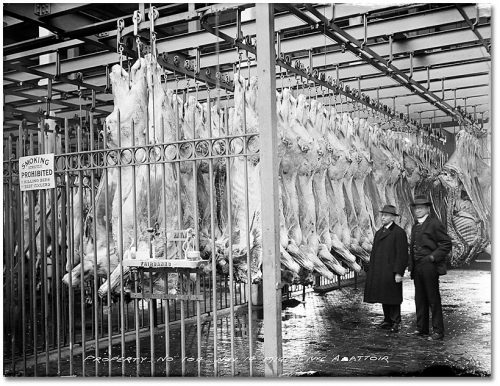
[283,4,482,134]
[201,7,432,134]
[114,6,235,92]
[456,5,491,54]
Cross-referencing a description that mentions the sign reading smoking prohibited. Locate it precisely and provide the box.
[19,154,55,191]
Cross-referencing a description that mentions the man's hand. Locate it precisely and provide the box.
[395,273,403,283]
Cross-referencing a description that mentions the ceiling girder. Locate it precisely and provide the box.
[4,90,110,116]
[4,62,107,94]
[5,4,481,69]
[4,54,489,125]
[3,3,491,136]
[456,5,491,54]
[4,105,60,123]
[3,3,122,60]
[297,3,479,130]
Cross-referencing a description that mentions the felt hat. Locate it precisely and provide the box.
[411,195,432,206]
[379,204,400,216]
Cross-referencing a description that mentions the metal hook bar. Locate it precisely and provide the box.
[473,4,479,30]
[409,51,413,79]
[55,50,61,80]
[235,8,242,42]
[426,66,430,90]
[193,49,200,75]
[276,32,281,60]
[151,32,157,59]
[388,34,393,65]
[133,10,142,37]
[441,78,445,99]
[361,14,367,49]
[91,90,96,113]
[46,78,52,117]
[308,49,313,75]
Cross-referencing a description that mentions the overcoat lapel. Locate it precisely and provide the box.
[377,222,395,242]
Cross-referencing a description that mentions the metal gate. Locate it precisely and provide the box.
[3,77,272,376]
[3,5,360,377]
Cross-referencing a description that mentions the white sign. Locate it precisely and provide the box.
[19,154,55,191]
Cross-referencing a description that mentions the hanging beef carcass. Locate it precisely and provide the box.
[277,89,315,277]
[98,56,185,296]
[336,113,371,261]
[215,75,264,282]
[324,108,361,272]
[62,174,116,287]
[277,89,316,276]
[294,97,334,280]
[279,92,333,280]
[310,103,347,276]
[177,95,214,261]
[64,57,151,291]
[436,129,490,266]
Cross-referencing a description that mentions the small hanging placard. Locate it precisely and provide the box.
[19,153,55,191]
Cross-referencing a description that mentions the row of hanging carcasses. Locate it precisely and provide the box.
[19,54,490,296]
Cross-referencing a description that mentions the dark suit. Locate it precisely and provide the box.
[409,215,452,335]
[364,222,408,325]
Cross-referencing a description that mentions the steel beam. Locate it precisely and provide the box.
[3,5,488,88]
[156,52,234,92]
[4,62,107,94]
[5,4,485,75]
[4,90,110,115]
[4,105,60,123]
[299,4,479,130]
[4,24,490,93]
[256,3,282,377]
[3,6,115,55]
[456,5,491,54]
[5,59,488,128]
[5,40,86,63]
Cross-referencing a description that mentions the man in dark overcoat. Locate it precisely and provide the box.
[408,195,452,341]
[364,205,408,332]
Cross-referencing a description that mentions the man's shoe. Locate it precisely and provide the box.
[410,330,427,336]
[428,333,444,341]
[378,321,392,329]
[390,323,400,333]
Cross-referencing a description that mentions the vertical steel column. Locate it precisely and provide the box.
[6,136,14,373]
[76,121,87,376]
[89,113,99,376]
[131,119,141,377]
[102,119,112,377]
[28,134,38,376]
[51,130,62,374]
[115,108,126,376]
[159,115,171,376]
[241,81,254,376]
[255,3,282,377]
[39,120,50,375]
[18,124,27,374]
[206,94,219,375]
[63,118,75,375]
[145,86,156,377]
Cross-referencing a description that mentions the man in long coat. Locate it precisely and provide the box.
[408,195,452,341]
[364,205,408,332]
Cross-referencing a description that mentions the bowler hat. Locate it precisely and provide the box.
[379,205,400,216]
[411,195,432,206]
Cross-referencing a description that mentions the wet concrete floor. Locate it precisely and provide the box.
[278,268,491,376]
[18,268,491,377]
